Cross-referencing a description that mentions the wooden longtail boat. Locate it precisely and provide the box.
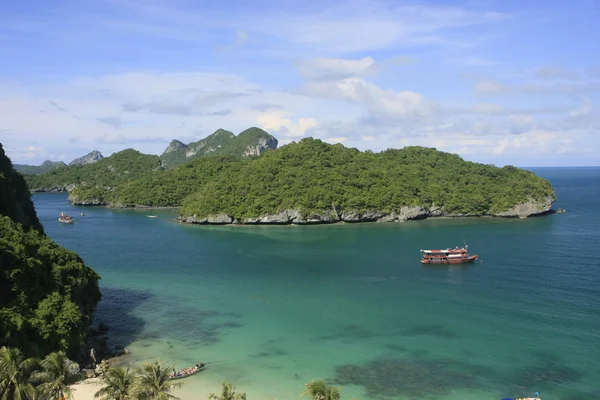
[168,363,205,380]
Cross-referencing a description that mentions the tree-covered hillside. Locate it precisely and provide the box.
[0,145,44,232]
[0,143,101,358]
[70,138,555,222]
[24,149,163,202]
[160,127,278,168]
[177,138,555,221]
[13,160,67,175]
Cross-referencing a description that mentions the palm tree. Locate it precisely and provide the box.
[94,366,137,400]
[0,347,40,400]
[32,351,81,400]
[208,382,247,400]
[302,379,341,400]
[134,361,180,400]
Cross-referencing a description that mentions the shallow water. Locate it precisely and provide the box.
[35,167,600,400]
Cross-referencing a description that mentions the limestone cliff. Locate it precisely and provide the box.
[69,150,104,166]
[178,197,555,226]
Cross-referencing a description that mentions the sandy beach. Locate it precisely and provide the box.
[71,377,220,400]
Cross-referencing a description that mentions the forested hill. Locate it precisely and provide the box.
[68,138,556,223]
[23,148,162,196]
[0,144,43,231]
[160,127,278,168]
[13,160,67,175]
[177,139,556,223]
[0,142,101,358]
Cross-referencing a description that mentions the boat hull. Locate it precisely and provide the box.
[58,218,74,224]
[168,364,205,380]
[421,255,478,264]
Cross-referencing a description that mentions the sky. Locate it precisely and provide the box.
[0,0,599,167]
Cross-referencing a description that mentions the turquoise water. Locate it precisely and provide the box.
[33,167,600,400]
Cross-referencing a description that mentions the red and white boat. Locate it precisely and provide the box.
[420,245,478,264]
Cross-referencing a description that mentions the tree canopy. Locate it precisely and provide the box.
[0,143,101,358]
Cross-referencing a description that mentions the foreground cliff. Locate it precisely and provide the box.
[177,138,556,224]
[0,143,101,358]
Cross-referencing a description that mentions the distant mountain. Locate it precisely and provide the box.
[160,127,278,168]
[24,149,162,198]
[69,150,104,166]
[14,160,67,175]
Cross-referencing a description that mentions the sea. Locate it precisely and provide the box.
[32,167,600,400]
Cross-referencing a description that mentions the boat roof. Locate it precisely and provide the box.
[421,248,467,253]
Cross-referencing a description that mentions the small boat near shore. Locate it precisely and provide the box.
[168,362,205,380]
[58,212,74,224]
[146,215,157,218]
[420,245,478,264]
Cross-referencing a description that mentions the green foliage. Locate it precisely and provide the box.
[302,379,342,400]
[134,361,180,400]
[177,139,556,219]
[209,382,247,400]
[0,144,43,232]
[23,149,162,196]
[159,127,277,169]
[13,161,67,175]
[32,351,81,400]
[0,347,40,400]
[27,138,555,220]
[0,217,101,357]
[94,366,138,400]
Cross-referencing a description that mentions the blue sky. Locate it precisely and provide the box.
[1,0,599,166]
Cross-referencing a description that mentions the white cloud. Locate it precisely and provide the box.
[256,112,318,138]
[306,78,435,119]
[297,57,379,80]
[324,137,348,144]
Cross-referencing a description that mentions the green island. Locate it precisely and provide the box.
[23,135,556,224]
[13,160,67,175]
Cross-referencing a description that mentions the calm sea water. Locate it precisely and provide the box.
[33,167,600,400]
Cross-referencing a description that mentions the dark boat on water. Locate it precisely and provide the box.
[168,362,205,380]
[420,245,478,265]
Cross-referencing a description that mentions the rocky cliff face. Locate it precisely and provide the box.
[69,150,104,166]
[178,197,555,226]
[244,136,278,157]
[164,140,186,154]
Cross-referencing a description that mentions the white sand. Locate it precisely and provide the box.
[71,377,217,400]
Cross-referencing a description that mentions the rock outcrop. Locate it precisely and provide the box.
[178,197,555,226]
[69,150,104,166]
[492,196,555,218]
[244,136,278,157]
[163,139,186,154]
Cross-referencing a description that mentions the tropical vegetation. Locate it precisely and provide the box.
[209,382,247,400]
[47,138,554,221]
[13,160,67,175]
[22,149,162,195]
[0,143,102,358]
[159,127,277,169]
[0,347,81,400]
[302,379,342,400]
[94,366,137,400]
[1,346,348,400]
